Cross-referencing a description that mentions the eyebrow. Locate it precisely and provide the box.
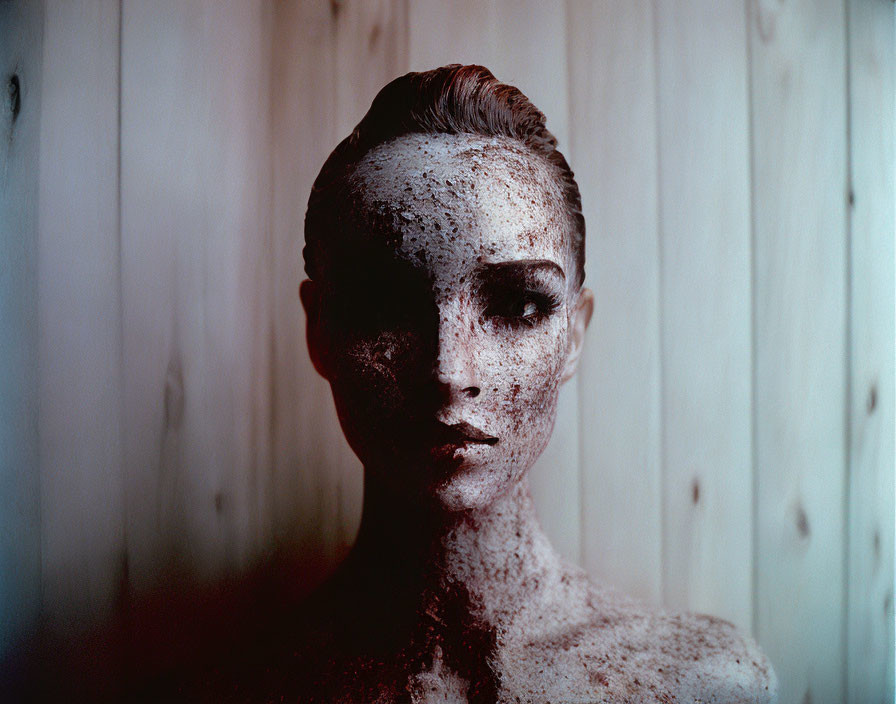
[477,259,567,282]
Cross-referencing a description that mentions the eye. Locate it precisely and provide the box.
[521,300,539,319]
[483,288,560,328]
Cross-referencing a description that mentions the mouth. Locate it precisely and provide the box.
[436,420,499,447]
[439,421,498,445]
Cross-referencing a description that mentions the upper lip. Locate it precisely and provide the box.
[435,421,499,446]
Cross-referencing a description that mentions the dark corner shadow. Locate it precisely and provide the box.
[1,545,344,703]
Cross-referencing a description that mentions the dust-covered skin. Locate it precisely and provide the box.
[262,134,779,703]
[310,133,581,512]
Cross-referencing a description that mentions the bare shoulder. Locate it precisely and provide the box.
[616,607,778,703]
[499,570,777,703]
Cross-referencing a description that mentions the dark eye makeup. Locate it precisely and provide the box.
[479,283,561,328]
[476,259,565,329]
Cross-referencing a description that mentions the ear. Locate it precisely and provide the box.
[300,279,330,380]
[561,287,594,384]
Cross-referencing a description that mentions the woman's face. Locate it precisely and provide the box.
[305,133,591,512]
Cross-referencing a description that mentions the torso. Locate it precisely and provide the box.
[192,562,776,704]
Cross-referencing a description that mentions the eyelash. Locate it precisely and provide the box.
[483,289,561,328]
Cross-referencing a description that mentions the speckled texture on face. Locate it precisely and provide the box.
[183,133,777,703]
[323,133,578,511]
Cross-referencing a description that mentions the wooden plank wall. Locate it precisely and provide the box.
[0,0,43,663]
[4,1,893,702]
[569,1,665,607]
[37,0,125,633]
[655,0,754,632]
[751,2,849,702]
[846,1,895,700]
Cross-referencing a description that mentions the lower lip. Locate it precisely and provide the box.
[429,441,485,463]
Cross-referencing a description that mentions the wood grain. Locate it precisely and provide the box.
[655,0,753,632]
[0,0,43,658]
[121,0,274,586]
[750,0,849,701]
[408,0,498,71]
[845,1,895,701]
[37,0,126,627]
[570,0,663,604]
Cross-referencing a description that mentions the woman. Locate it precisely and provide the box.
[209,65,776,703]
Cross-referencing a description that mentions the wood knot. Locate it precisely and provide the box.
[369,23,381,48]
[8,74,20,122]
[755,6,777,44]
[867,384,877,414]
[795,502,810,539]
[163,360,185,429]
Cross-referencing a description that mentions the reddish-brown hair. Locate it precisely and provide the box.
[303,64,586,287]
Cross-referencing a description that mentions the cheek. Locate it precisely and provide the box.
[331,330,426,414]
[481,319,569,430]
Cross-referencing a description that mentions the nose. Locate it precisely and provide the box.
[433,300,481,402]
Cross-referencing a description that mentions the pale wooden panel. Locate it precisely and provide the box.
[37,0,125,625]
[846,1,895,701]
[335,0,410,137]
[408,0,581,564]
[121,0,275,585]
[655,0,753,632]
[268,0,408,572]
[569,0,663,604]
[751,1,849,702]
[408,0,498,71]
[0,0,43,658]
[490,0,570,152]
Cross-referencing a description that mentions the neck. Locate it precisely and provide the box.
[343,473,560,632]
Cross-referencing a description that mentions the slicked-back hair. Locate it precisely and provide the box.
[303,64,586,288]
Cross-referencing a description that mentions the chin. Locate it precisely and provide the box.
[430,472,512,512]
[425,452,523,512]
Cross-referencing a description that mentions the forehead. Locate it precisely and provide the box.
[346,133,570,268]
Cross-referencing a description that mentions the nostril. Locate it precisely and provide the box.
[464,386,481,398]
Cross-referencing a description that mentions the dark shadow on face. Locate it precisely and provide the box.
[306,134,578,512]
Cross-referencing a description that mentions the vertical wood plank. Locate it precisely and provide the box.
[121,0,274,586]
[408,0,498,71]
[846,1,895,701]
[0,0,44,661]
[655,0,754,632]
[408,0,581,564]
[335,0,410,137]
[38,0,125,625]
[750,1,849,702]
[569,0,663,603]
